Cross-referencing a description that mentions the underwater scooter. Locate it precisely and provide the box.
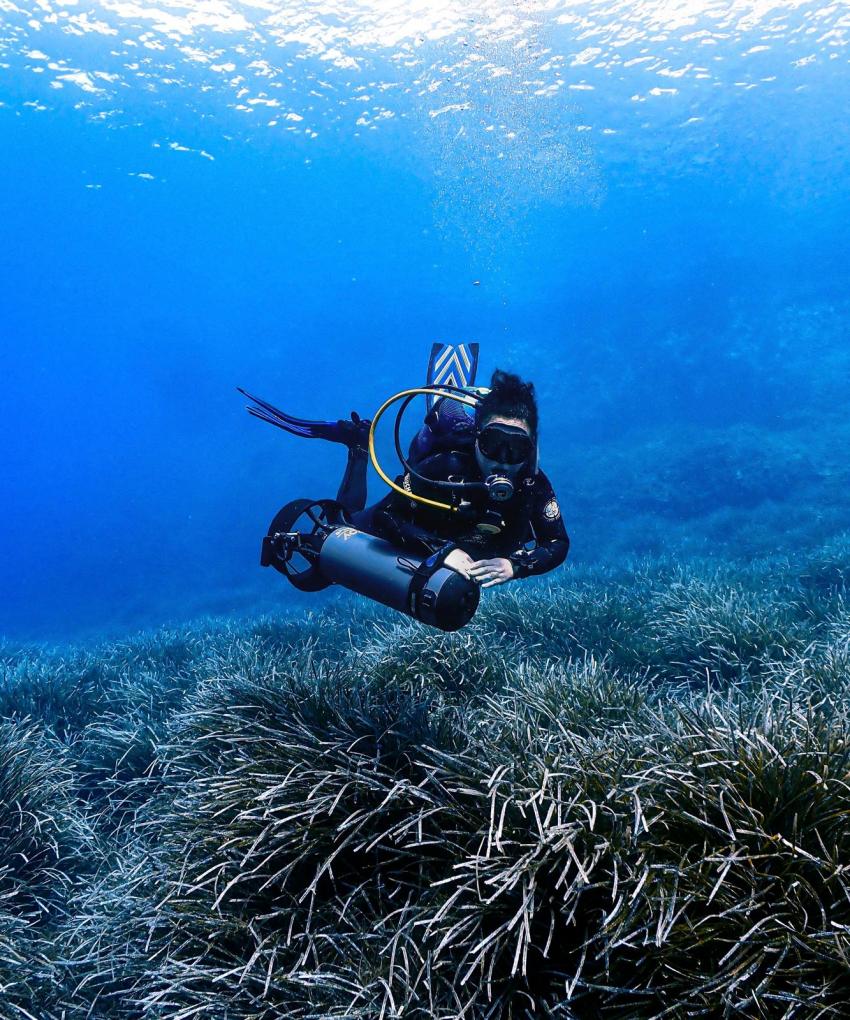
[256,382,491,633]
[259,496,480,632]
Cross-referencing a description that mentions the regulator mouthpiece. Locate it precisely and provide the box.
[485,474,515,501]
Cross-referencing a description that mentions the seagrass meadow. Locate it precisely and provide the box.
[3,543,850,1020]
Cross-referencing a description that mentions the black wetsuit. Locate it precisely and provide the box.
[344,441,569,580]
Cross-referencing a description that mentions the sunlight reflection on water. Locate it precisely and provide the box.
[1,1,847,223]
[2,1,846,125]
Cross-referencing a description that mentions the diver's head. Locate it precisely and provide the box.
[474,370,538,495]
[475,369,539,437]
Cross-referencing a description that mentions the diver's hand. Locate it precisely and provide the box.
[468,557,515,588]
[443,548,476,578]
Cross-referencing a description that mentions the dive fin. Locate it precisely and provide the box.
[238,388,370,447]
[426,342,480,412]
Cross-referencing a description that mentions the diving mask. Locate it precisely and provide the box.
[476,422,534,465]
[474,422,534,504]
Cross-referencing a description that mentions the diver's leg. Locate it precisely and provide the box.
[240,390,371,511]
[348,504,376,534]
[336,446,369,514]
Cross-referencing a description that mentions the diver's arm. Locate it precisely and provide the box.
[509,539,569,579]
[507,472,570,579]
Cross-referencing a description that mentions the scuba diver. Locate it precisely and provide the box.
[240,344,569,630]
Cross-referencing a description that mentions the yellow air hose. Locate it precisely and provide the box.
[368,387,481,512]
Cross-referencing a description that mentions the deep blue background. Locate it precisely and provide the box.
[2,11,849,640]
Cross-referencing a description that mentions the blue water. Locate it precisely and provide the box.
[2,0,849,641]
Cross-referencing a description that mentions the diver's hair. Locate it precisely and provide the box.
[475,369,539,435]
